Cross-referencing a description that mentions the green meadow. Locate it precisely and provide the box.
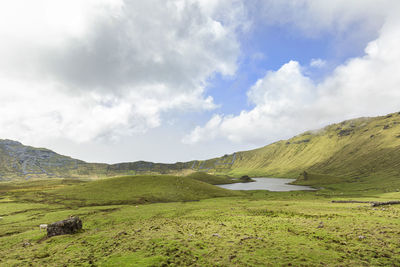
[0,173,399,266]
[1,113,400,266]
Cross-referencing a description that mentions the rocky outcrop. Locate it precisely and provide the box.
[47,217,82,237]
[337,129,354,137]
[239,175,254,183]
[331,200,400,207]
[331,200,373,204]
[371,201,400,207]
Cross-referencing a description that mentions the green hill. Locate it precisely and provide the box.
[225,113,400,180]
[185,172,235,185]
[41,175,239,206]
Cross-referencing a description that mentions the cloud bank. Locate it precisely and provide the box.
[184,1,400,145]
[0,0,245,143]
[1,0,400,163]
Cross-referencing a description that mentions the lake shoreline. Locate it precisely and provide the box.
[217,177,317,191]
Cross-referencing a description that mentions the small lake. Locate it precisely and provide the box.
[217,178,316,191]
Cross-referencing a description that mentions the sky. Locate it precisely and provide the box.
[1,0,400,163]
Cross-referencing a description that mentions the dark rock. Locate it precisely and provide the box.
[299,171,308,181]
[0,139,23,146]
[47,217,82,237]
[371,200,400,207]
[114,231,128,238]
[22,241,32,247]
[338,129,353,137]
[331,200,373,204]
[293,139,310,144]
[239,175,253,183]
[383,125,390,130]
[332,200,400,207]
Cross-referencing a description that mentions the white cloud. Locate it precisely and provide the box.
[182,114,223,144]
[0,0,246,145]
[254,0,400,58]
[2,0,400,164]
[256,0,395,36]
[310,58,326,68]
[184,61,317,144]
[184,7,400,145]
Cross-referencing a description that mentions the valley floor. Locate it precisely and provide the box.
[1,181,400,267]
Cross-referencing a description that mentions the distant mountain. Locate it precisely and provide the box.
[0,139,98,180]
[2,111,400,182]
[0,139,194,181]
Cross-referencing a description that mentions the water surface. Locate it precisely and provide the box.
[217,178,316,191]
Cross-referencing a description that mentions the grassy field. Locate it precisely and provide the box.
[0,174,400,266]
[185,172,236,185]
[2,113,400,266]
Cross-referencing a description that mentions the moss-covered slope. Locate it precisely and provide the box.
[44,175,239,206]
[226,112,400,180]
[185,172,235,185]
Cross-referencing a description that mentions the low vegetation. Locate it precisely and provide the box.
[1,112,400,266]
[0,173,399,266]
[223,112,400,181]
[185,172,235,185]
[10,175,239,207]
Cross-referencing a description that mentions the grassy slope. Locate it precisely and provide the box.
[219,113,400,187]
[35,175,240,206]
[185,172,235,185]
